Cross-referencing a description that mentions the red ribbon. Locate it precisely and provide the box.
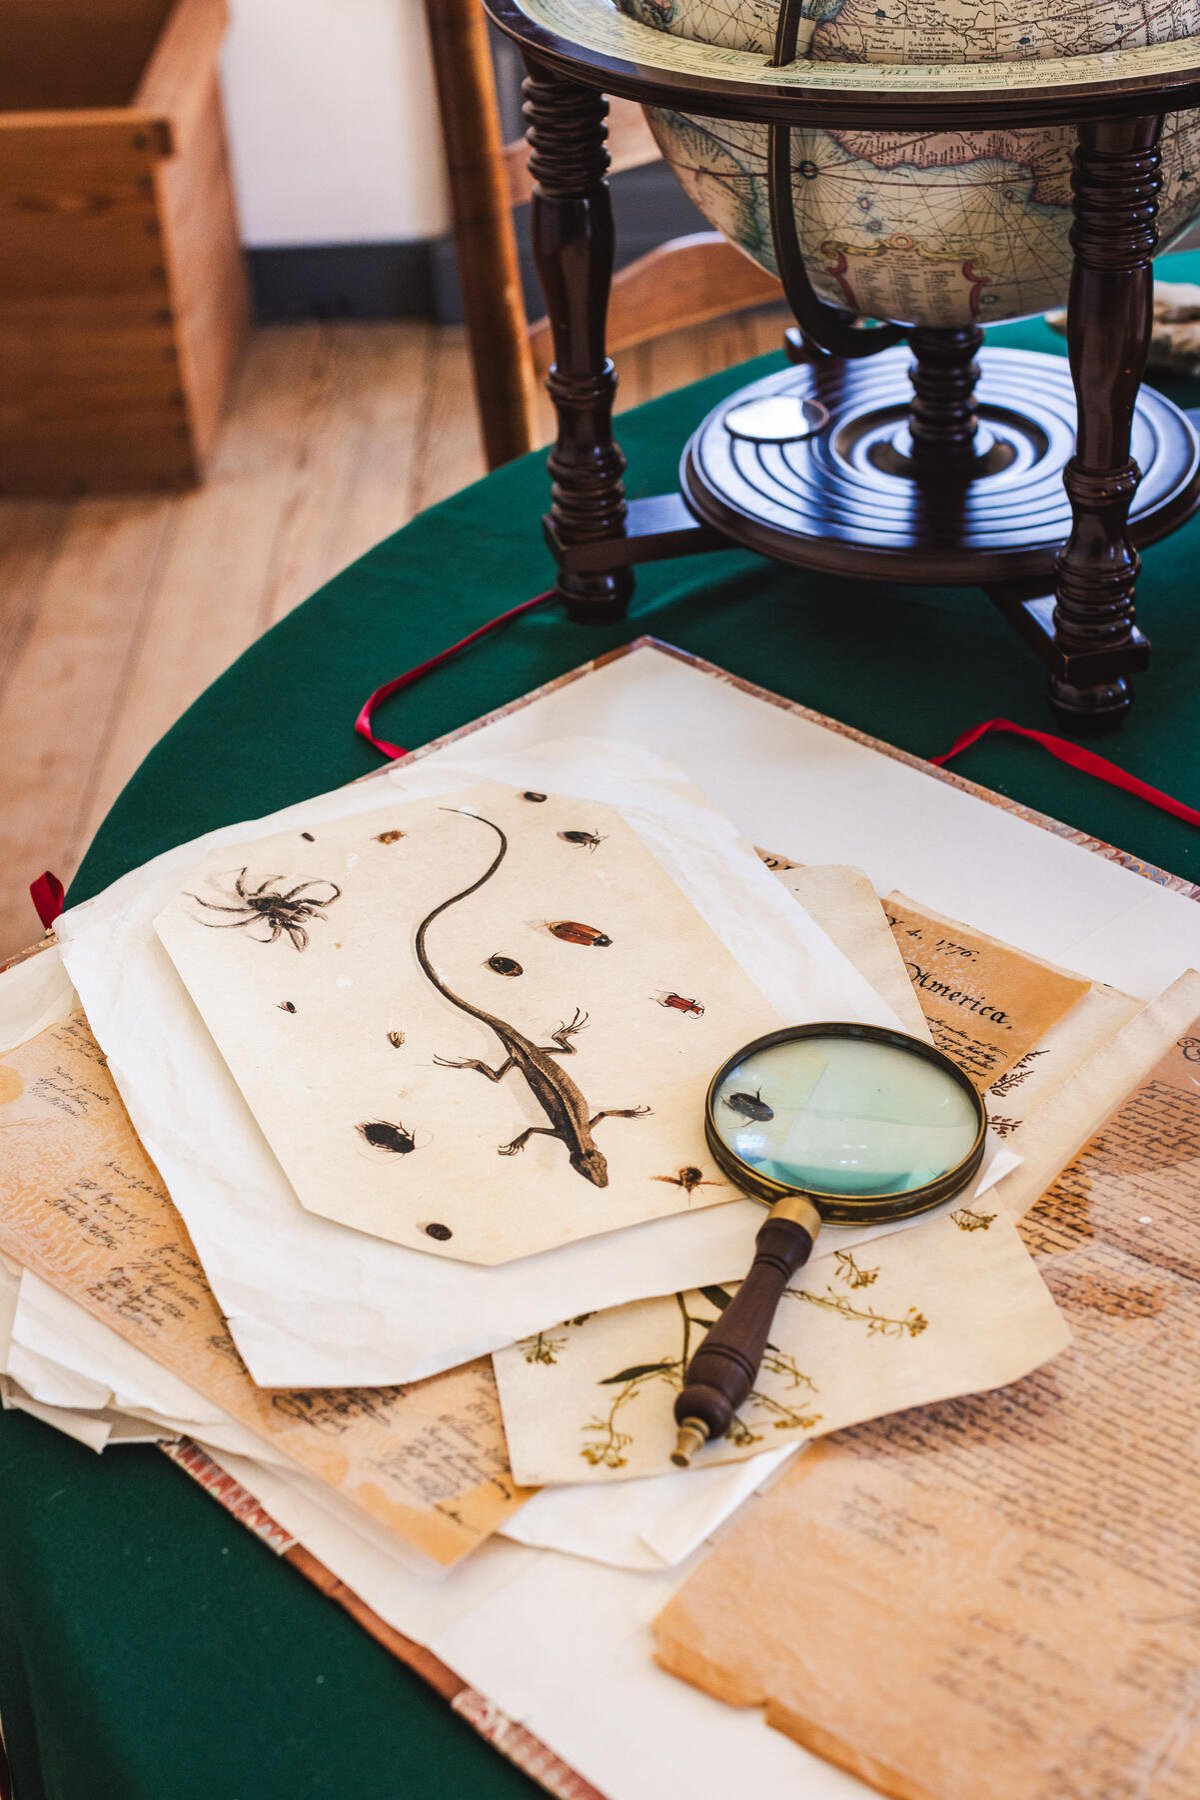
[931,717,1200,831]
[30,870,65,929]
[355,591,556,760]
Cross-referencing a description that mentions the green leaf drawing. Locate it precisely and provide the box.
[698,1284,733,1311]
[599,1361,674,1385]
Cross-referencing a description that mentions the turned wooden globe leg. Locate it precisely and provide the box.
[1049,113,1163,731]
[522,56,634,625]
[907,327,984,473]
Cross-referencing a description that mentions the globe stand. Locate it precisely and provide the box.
[678,334,1199,586]
[494,2,1200,731]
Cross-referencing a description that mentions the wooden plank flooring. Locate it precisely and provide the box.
[0,306,786,959]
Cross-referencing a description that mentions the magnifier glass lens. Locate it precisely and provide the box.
[711,1034,981,1198]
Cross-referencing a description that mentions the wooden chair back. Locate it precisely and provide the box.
[424,0,782,468]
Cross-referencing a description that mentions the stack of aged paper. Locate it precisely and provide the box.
[4,642,1200,1800]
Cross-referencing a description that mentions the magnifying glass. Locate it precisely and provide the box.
[671,1022,987,1467]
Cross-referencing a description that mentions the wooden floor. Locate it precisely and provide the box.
[0,307,786,961]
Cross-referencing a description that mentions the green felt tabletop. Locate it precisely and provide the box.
[6,256,1200,1799]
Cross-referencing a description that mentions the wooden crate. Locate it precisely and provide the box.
[0,0,249,493]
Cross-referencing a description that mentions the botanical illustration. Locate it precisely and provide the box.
[492,1197,1070,1485]
[580,1288,821,1472]
[156,783,782,1264]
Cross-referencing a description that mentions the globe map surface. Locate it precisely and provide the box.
[617,0,1200,327]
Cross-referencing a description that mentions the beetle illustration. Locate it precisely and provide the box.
[486,954,524,977]
[357,1119,417,1155]
[656,992,705,1018]
[521,791,548,803]
[558,830,605,852]
[723,1088,775,1123]
[547,920,612,947]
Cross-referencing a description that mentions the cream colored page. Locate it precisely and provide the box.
[155,785,782,1265]
[492,1202,1067,1485]
[653,970,1200,1799]
[0,1009,527,1566]
[775,867,931,1043]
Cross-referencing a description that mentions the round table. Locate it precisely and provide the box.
[5,274,1200,1800]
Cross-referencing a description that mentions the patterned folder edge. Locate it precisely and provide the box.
[6,634,1198,1800]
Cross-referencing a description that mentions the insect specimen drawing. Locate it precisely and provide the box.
[189,871,341,950]
[546,920,612,947]
[656,992,705,1017]
[581,1289,821,1470]
[653,1165,722,1196]
[724,1087,774,1123]
[558,830,605,851]
[416,812,650,1187]
[358,1120,418,1155]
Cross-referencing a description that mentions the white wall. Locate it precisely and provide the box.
[220,0,450,248]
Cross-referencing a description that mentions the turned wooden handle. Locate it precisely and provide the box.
[672,1201,821,1466]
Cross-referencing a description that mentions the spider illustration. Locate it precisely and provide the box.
[189,870,341,950]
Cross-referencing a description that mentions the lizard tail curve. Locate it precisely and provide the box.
[414,811,508,996]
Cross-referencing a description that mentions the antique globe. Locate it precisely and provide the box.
[620,0,1200,329]
[484,0,1200,729]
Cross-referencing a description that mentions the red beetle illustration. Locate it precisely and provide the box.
[656,992,705,1018]
[546,920,612,947]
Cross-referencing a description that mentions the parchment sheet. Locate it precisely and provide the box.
[53,739,913,1387]
[884,892,1141,1147]
[652,968,1200,1799]
[493,1202,1067,1485]
[4,1259,801,1574]
[995,969,1200,1218]
[155,786,784,1264]
[0,949,803,1572]
[0,996,525,1567]
[884,891,1091,1083]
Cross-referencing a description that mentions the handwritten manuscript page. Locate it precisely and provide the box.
[654,969,1200,1798]
[0,1009,527,1566]
[885,894,1138,1148]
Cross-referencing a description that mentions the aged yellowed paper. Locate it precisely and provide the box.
[885,893,1139,1151]
[0,1009,527,1566]
[885,892,1091,1084]
[492,1202,1067,1485]
[654,969,1200,1798]
[155,786,783,1265]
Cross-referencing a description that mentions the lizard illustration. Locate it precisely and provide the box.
[415,811,650,1187]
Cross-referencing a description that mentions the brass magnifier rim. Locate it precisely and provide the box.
[703,1020,988,1224]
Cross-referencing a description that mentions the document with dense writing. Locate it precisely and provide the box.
[0,1005,526,1566]
[654,969,1200,1799]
